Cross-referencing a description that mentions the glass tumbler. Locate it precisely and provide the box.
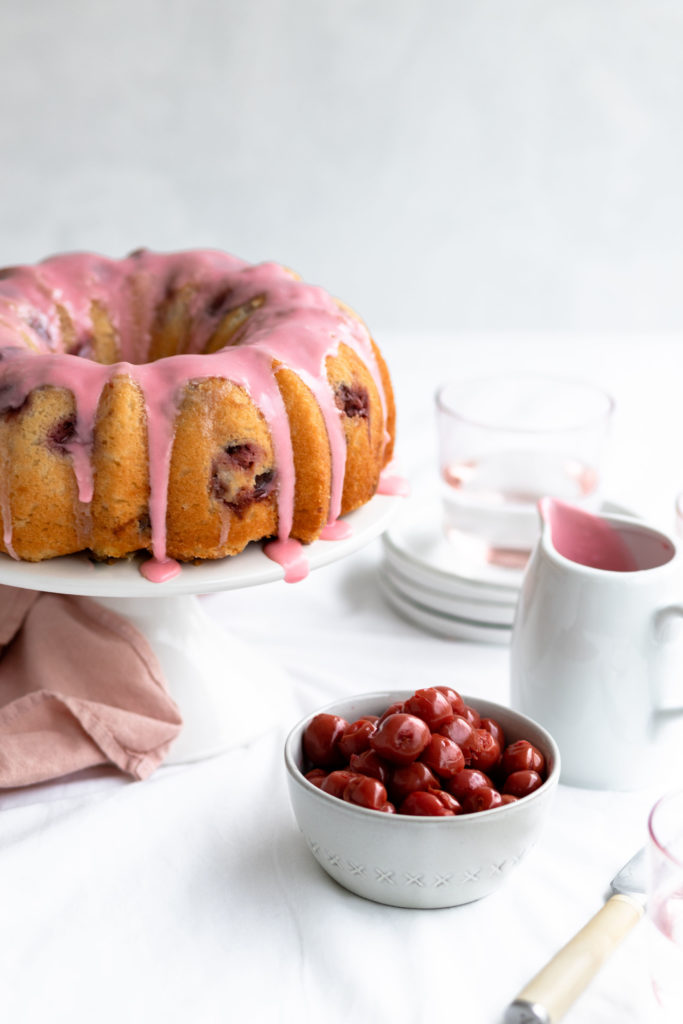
[435,373,614,570]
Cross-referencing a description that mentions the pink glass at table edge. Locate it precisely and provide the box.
[647,789,683,1016]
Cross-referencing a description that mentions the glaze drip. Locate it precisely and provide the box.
[0,250,390,566]
[377,470,410,497]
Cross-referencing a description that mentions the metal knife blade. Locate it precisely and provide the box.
[505,846,647,1024]
[610,845,647,904]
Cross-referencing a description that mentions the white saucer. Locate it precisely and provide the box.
[382,495,638,605]
[383,540,521,606]
[378,568,513,645]
[380,494,639,641]
[383,497,523,596]
[381,560,516,627]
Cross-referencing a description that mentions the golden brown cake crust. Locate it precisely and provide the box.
[0,250,396,566]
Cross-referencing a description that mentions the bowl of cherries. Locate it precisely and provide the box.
[284,686,560,908]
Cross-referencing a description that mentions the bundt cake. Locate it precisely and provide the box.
[0,249,395,579]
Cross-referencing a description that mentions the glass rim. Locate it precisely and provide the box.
[648,788,683,871]
[435,372,615,435]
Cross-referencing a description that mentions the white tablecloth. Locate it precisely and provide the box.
[2,333,681,1024]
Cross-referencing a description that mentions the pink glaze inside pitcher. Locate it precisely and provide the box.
[539,497,675,572]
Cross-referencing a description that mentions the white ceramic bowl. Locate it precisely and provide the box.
[284,691,560,909]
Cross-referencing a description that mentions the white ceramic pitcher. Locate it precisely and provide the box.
[510,498,683,790]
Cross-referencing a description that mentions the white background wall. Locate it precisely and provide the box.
[1,0,682,336]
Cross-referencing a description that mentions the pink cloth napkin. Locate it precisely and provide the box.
[0,585,182,787]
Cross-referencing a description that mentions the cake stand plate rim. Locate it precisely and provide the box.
[0,491,404,598]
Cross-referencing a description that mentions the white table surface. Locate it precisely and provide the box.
[2,332,681,1024]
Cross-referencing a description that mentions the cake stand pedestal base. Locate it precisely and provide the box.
[94,595,291,764]
[0,493,402,766]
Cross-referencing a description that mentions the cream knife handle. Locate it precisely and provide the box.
[504,893,645,1024]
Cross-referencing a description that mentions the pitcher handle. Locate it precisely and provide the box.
[654,605,683,642]
[652,605,683,711]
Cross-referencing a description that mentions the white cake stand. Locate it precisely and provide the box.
[0,494,401,764]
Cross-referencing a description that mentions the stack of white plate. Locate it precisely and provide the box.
[380,492,636,644]
[380,495,522,644]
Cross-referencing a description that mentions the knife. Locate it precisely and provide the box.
[504,847,647,1024]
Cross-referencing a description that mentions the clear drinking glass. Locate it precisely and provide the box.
[648,789,683,1017]
[435,373,614,570]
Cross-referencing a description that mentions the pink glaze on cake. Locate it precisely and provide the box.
[319,519,353,541]
[263,538,310,583]
[1,495,17,560]
[140,557,182,583]
[0,250,392,577]
[377,470,410,497]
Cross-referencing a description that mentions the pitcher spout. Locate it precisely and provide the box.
[536,497,639,572]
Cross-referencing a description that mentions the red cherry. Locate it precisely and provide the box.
[320,769,358,799]
[446,768,493,801]
[349,749,391,784]
[343,774,388,810]
[462,705,481,728]
[420,734,466,779]
[462,786,504,813]
[400,791,456,816]
[434,686,467,715]
[370,713,431,766]
[378,700,405,724]
[390,761,439,801]
[302,713,348,768]
[480,716,506,749]
[404,687,455,730]
[299,695,548,817]
[439,715,478,762]
[469,729,502,773]
[305,768,328,788]
[501,740,546,777]
[427,788,463,814]
[503,770,544,798]
[338,718,377,760]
